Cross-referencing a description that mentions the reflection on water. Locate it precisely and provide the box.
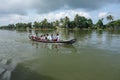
[0,29,120,80]
[31,42,77,55]
[31,42,76,49]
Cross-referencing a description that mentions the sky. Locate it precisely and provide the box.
[0,0,120,26]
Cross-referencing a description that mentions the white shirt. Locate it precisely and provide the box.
[56,35,60,41]
[47,35,52,40]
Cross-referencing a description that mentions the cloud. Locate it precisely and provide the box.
[0,9,91,26]
[0,0,120,25]
[98,12,108,18]
[0,14,30,25]
[32,0,120,14]
[36,10,91,22]
[0,0,120,15]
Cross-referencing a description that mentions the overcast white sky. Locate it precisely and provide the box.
[0,0,120,26]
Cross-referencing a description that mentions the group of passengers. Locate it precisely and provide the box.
[31,33,60,41]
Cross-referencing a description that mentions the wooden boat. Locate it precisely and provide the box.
[29,36,76,44]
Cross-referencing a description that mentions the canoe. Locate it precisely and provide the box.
[29,36,76,44]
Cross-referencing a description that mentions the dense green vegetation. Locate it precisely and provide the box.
[0,14,120,30]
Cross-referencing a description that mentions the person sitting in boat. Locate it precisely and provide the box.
[54,34,60,41]
[38,35,42,40]
[31,34,36,39]
[46,34,52,41]
[51,34,54,41]
[40,35,45,41]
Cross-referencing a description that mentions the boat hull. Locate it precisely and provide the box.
[29,36,76,44]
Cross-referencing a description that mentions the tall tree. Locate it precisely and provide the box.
[69,21,75,28]
[74,14,80,28]
[60,18,64,26]
[96,19,104,28]
[106,15,115,29]
[87,19,93,28]
[106,15,114,21]
[33,21,39,28]
[41,18,49,28]
[64,16,70,28]
[28,22,32,29]
[55,20,59,27]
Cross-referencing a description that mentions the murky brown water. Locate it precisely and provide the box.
[0,29,120,80]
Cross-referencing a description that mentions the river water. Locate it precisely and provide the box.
[0,29,120,80]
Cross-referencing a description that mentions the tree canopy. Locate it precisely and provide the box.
[0,14,120,30]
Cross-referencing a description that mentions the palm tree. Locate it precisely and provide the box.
[106,15,114,21]
[106,15,115,29]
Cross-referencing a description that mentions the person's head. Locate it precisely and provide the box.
[45,37,47,39]
[47,34,49,36]
[51,34,53,36]
[41,35,43,37]
[57,34,59,36]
